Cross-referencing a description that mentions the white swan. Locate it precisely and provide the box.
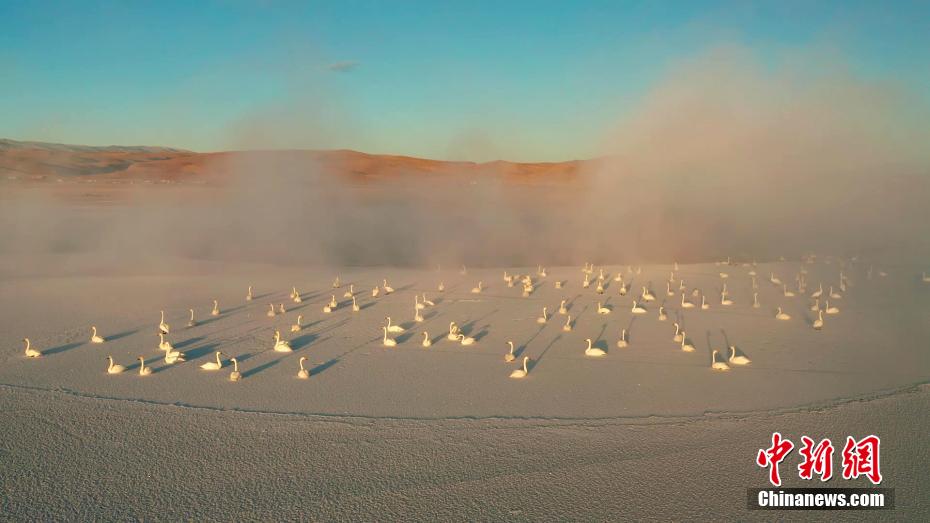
[753,292,761,309]
[666,281,674,296]
[711,350,730,371]
[188,308,197,327]
[582,274,591,288]
[783,284,795,297]
[297,356,310,379]
[770,273,783,286]
[158,310,170,335]
[267,304,276,317]
[810,297,820,312]
[775,307,791,320]
[415,295,425,310]
[273,330,293,352]
[829,286,842,299]
[164,346,185,364]
[728,346,751,365]
[383,279,395,294]
[292,287,302,303]
[421,332,432,348]
[90,325,106,344]
[278,303,286,314]
[291,315,303,333]
[229,358,241,381]
[458,333,476,346]
[680,332,695,352]
[562,315,573,332]
[673,322,683,343]
[922,272,930,283]
[323,295,336,313]
[596,281,605,294]
[813,309,824,330]
[641,286,656,302]
[382,327,397,347]
[333,276,341,288]
[422,293,435,306]
[211,299,220,316]
[351,296,360,312]
[158,332,173,352]
[616,329,628,348]
[343,284,355,298]
[618,282,628,296]
[825,300,839,315]
[471,281,483,294]
[584,338,606,357]
[537,307,548,324]
[138,356,152,376]
[106,355,126,374]
[504,341,516,362]
[372,286,380,298]
[558,299,568,315]
[658,306,667,321]
[509,356,529,379]
[23,338,41,358]
[701,294,710,310]
[555,280,563,289]
[681,293,695,309]
[597,302,611,315]
[437,281,445,292]
[721,291,733,306]
[447,322,459,341]
[811,283,823,299]
[414,307,424,323]
[386,317,405,333]
[631,300,647,314]
[200,351,224,370]
[246,285,253,301]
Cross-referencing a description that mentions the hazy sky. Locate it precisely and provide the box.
[1,1,928,161]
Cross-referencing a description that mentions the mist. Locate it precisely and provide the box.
[2,45,929,273]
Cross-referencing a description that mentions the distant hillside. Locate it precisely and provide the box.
[0,138,584,184]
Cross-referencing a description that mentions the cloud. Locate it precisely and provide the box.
[327,61,359,73]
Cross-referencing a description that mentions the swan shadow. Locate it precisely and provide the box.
[292,332,320,350]
[394,283,416,292]
[359,302,378,311]
[531,333,564,368]
[310,358,339,376]
[184,342,222,361]
[174,336,205,350]
[423,310,439,321]
[241,358,282,379]
[44,342,83,356]
[193,316,223,328]
[107,328,139,341]
[472,327,490,342]
[396,331,418,344]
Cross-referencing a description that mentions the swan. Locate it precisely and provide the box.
[537,307,548,324]
[666,281,675,296]
[414,307,424,323]
[783,284,795,297]
[813,309,824,330]
[267,304,276,317]
[23,338,41,358]
[188,308,197,327]
[829,286,842,299]
[631,301,647,314]
[658,306,667,321]
[382,327,397,347]
[323,295,336,313]
[728,346,751,365]
[721,292,733,306]
[561,314,573,332]
[775,307,791,320]
[291,314,303,333]
[582,274,590,288]
[641,286,656,302]
[539,267,548,277]
[825,300,839,315]
[509,356,529,379]
[810,298,820,311]
[138,356,152,376]
[701,295,710,310]
[292,287,302,303]
[343,284,355,298]
[618,283,628,296]
[437,281,445,292]
[770,273,783,285]
[471,281,483,294]
[278,303,286,314]
[673,322,683,343]
[458,334,476,346]
[273,330,292,352]
[596,281,605,294]
[211,300,220,316]
[922,272,930,283]
[415,295,425,310]
[692,288,700,298]
[447,322,459,341]
[752,276,759,290]
[711,350,730,371]
[422,293,435,306]
[719,272,729,279]
[752,292,760,309]
[246,285,253,301]
[158,332,173,352]
[555,280,563,289]
[383,279,394,294]
[460,265,468,275]
[584,338,606,357]
[200,351,224,370]
[681,294,695,309]
[164,345,185,364]
[680,332,695,352]
[811,284,823,299]
[616,329,628,348]
[158,310,170,335]
[297,356,310,379]
[503,271,512,283]
[333,276,341,289]
[386,317,405,333]
[504,341,516,362]
[106,355,126,374]
[558,299,568,315]
[597,302,611,315]
[372,286,380,298]
[679,279,686,291]
[90,326,106,344]
[421,332,432,348]
[522,283,534,297]
[229,358,241,381]
[352,296,360,312]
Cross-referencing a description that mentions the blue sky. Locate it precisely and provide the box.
[1,1,928,161]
